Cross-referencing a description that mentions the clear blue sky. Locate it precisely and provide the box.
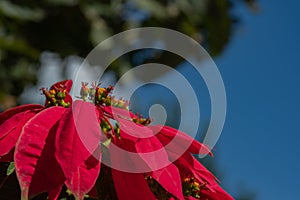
[214,0,300,199]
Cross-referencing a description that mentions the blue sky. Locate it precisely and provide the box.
[213,0,300,199]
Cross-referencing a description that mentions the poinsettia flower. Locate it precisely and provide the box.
[0,80,73,162]
[0,80,234,200]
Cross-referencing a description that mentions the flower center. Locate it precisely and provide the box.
[182,177,206,199]
[80,82,152,125]
[41,87,70,108]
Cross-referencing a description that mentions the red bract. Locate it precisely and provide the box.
[0,104,44,161]
[55,100,102,199]
[155,126,232,200]
[0,80,234,200]
[14,106,66,199]
[174,153,233,200]
[151,125,212,156]
[150,163,184,199]
[112,170,157,200]
[0,80,73,162]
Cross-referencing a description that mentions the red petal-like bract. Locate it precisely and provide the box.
[0,104,44,140]
[14,106,66,200]
[117,117,153,138]
[135,135,170,171]
[149,126,233,199]
[0,148,14,162]
[0,111,39,156]
[151,125,212,156]
[185,197,198,200]
[0,104,44,161]
[109,131,151,172]
[0,111,25,141]
[87,185,98,198]
[172,152,234,200]
[103,106,138,119]
[110,127,169,173]
[48,185,63,200]
[0,104,44,125]
[150,163,184,199]
[55,100,101,199]
[112,170,156,200]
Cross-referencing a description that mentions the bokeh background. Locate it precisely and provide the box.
[0,0,299,199]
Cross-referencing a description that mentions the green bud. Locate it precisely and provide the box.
[56,91,66,99]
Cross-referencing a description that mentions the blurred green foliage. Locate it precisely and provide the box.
[0,0,257,106]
